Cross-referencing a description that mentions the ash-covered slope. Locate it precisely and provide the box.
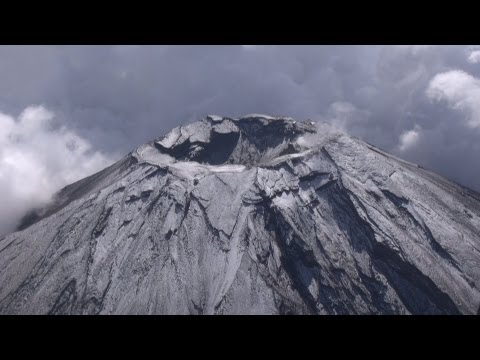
[1,115,480,315]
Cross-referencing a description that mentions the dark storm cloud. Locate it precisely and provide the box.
[1,45,480,235]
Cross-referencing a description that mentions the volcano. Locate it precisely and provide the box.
[1,114,479,315]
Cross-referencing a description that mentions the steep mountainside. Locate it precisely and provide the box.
[1,115,479,314]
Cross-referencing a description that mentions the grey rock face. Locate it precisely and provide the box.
[1,114,479,315]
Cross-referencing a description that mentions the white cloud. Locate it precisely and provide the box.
[426,70,480,128]
[327,101,357,129]
[324,101,370,131]
[0,105,113,236]
[398,125,421,152]
[296,121,345,149]
[467,50,480,64]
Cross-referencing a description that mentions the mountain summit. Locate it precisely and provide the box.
[1,115,479,314]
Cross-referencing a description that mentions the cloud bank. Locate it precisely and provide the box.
[0,105,112,235]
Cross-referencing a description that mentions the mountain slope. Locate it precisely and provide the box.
[1,115,479,314]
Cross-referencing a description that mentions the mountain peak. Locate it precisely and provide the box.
[144,115,317,167]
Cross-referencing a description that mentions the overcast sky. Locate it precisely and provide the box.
[1,45,480,235]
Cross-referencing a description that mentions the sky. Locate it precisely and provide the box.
[1,45,480,235]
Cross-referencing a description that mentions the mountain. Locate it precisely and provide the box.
[1,114,479,315]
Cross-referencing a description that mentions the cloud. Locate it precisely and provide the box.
[467,48,480,64]
[467,51,480,64]
[321,101,370,131]
[426,70,480,128]
[0,105,113,235]
[397,125,421,152]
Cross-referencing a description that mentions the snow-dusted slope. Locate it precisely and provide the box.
[1,115,479,314]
